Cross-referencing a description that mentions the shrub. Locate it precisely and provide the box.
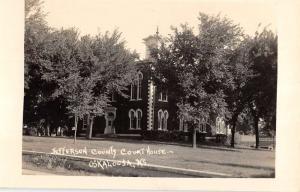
[141,130,186,142]
[225,132,241,145]
[216,134,228,144]
[27,126,38,136]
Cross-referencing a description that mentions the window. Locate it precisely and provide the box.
[136,109,142,129]
[199,124,205,133]
[128,109,136,129]
[216,117,220,133]
[163,91,168,101]
[130,82,137,100]
[129,109,142,130]
[216,117,225,134]
[179,115,188,132]
[159,90,168,102]
[179,117,184,131]
[137,72,143,100]
[158,110,163,130]
[184,123,188,132]
[220,119,225,134]
[199,118,207,133]
[130,72,143,101]
[130,83,133,100]
[158,110,168,130]
[163,110,169,130]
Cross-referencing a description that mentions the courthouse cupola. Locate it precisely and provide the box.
[143,27,162,59]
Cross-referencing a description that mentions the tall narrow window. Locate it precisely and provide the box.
[220,120,225,134]
[184,123,188,132]
[158,110,163,130]
[130,83,134,100]
[136,109,142,129]
[129,109,136,129]
[216,117,220,133]
[179,117,184,131]
[199,119,202,132]
[159,92,163,101]
[199,118,207,133]
[163,91,168,101]
[163,110,169,130]
[130,81,137,100]
[137,72,143,100]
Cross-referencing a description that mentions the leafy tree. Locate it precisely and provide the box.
[246,28,277,148]
[236,108,254,135]
[41,28,89,140]
[224,37,255,147]
[25,0,45,21]
[24,0,138,140]
[41,29,138,141]
[152,13,245,148]
[81,31,138,139]
[24,0,62,135]
[25,0,48,90]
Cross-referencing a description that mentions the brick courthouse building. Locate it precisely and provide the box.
[76,32,228,140]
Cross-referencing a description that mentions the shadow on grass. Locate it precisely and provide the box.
[25,135,276,154]
[23,135,243,153]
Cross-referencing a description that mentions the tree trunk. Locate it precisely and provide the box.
[250,106,260,149]
[230,123,236,148]
[230,114,238,148]
[193,128,197,149]
[254,116,259,149]
[85,114,90,139]
[74,115,78,144]
[46,122,50,136]
[87,116,94,139]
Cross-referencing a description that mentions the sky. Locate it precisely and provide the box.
[43,0,277,59]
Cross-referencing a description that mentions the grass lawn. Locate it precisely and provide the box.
[22,136,275,177]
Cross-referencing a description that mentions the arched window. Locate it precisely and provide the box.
[130,83,134,100]
[130,81,137,100]
[137,72,143,100]
[128,109,136,129]
[216,117,225,134]
[184,122,188,132]
[216,117,220,133]
[179,116,184,131]
[130,72,143,101]
[158,110,163,130]
[199,118,207,133]
[220,119,225,134]
[163,110,169,130]
[136,109,142,129]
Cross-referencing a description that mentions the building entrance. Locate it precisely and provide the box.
[104,107,116,134]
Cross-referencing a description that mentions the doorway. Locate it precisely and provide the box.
[104,107,116,134]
